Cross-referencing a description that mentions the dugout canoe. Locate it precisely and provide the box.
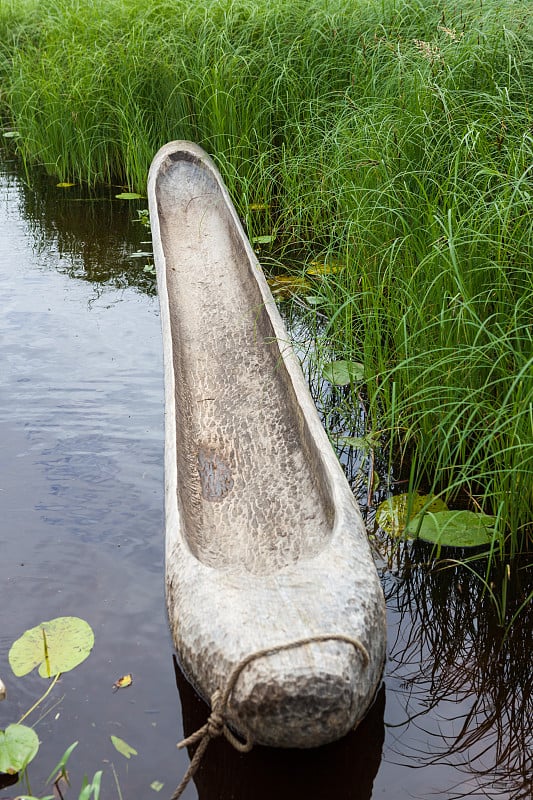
[174,659,386,800]
[148,141,386,749]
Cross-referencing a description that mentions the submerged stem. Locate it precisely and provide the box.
[18,671,61,724]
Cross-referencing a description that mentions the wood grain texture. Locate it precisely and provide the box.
[148,142,386,748]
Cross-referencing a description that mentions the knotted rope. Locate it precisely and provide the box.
[170,633,369,800]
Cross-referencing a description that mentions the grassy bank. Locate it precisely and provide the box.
[1,0,531,576]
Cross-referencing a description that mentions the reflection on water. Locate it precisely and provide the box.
[0,155,183,797]
[2,158,155,294]
[383,545,532,800]
[278,307,390,525]
[175,658,385,800]
[0,152,531,800]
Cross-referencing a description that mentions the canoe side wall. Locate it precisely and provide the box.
[148,142,387,747]
[152,145,346,572]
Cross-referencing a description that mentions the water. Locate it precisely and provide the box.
[0,155,530,800]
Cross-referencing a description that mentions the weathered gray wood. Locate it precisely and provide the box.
[148,141,386,748]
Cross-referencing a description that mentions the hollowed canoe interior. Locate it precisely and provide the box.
[156,152,334,574]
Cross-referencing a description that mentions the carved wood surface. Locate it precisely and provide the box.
[148,142,386,748]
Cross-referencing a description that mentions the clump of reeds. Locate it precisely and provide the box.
[0,0,531,572]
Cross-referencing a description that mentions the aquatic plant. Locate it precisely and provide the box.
[0,0,531,584]
[0,618,137,799]
[0,617,95,794]
[382,546,532,800]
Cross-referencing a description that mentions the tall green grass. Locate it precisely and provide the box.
[0,0,531,572]
[311,78,532,562]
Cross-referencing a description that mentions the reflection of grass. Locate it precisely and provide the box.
[0,0,531,575]
[2,160,157,295]
[383,544,532,800]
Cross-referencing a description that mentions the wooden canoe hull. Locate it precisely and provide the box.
[148,141,386,748]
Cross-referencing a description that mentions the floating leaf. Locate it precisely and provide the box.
[0,724,39,774]
[115,192,144,200]
[249,202,268,211]
[110,735,138,759]
[376,493,448,538]
[406,509,496,548]
[150,781,164,792]
[267,275,311,298]
[338,435,373,451]
[112,674,133,692]
[9,617,94,678]
[307,260,343,276]
[143,265,156,274]
[135,209,151,227]
[56,182,75,188]
[2,131,20,139]
[322,360,364,386]
[251,234,274,244]
[15,795,54,799]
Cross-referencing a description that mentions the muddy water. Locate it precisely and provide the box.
[0,155,530,800]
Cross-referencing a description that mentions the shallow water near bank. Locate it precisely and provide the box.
[0,156,530,800]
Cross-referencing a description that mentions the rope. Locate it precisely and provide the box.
[169,633,369,800]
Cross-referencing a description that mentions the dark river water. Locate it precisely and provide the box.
[0,153,530,800]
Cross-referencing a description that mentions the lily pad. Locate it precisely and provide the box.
[267,275,311,298]
[110,735,138,759]
[306,260,343,276]
[115,192,144,200]
[9,617,94,678]
[322,360,364,386]
[0,724,39,774]
[251,234,275,245]
[338,433,380,451]
[376,493,448,537]
[338,436,370,450]
[406,509,496,547]
[12,796,54,800]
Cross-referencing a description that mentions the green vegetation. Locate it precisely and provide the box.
[1,618,136,798]
[1,617,98,797]
[0,0,531,585]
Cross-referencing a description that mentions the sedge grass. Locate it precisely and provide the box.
[0,0,531,585]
